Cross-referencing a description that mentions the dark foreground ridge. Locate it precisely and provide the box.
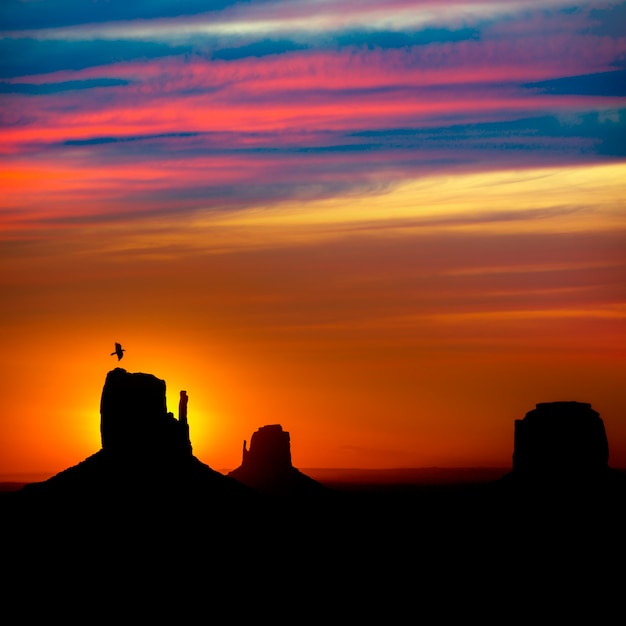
[2,376,625,619]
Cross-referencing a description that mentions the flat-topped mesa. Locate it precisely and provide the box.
[100,368,191,460]
[512,401,609,479]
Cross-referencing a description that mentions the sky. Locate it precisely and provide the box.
[1,0,625,480]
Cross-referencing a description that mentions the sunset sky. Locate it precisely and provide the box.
[1,0,625,480]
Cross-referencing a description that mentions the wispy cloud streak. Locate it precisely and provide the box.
[1,1,625,232]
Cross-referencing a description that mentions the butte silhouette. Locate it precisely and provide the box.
[500,400,624,493]
[228,424,326,496]
[16,368,251,504]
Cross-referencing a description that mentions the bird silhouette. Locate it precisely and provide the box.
[111,343,125,361]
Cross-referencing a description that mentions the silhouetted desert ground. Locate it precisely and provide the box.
[3,378,623,619]
[2,469,624,621]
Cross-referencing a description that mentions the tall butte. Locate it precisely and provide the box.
[17,368,250,502]
[100,367,192,461]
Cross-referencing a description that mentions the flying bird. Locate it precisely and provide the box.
[111,343,125,361]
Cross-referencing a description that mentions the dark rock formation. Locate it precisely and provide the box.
[228,424,326,496]
[100,367,191,460]
[512,401,609,477]
[16,368,251,505]
[501,401,622,492]
[242,424,293,472]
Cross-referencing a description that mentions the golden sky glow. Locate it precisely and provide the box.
[2,162,625,478]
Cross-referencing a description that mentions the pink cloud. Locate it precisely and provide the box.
[3,32,625,157]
